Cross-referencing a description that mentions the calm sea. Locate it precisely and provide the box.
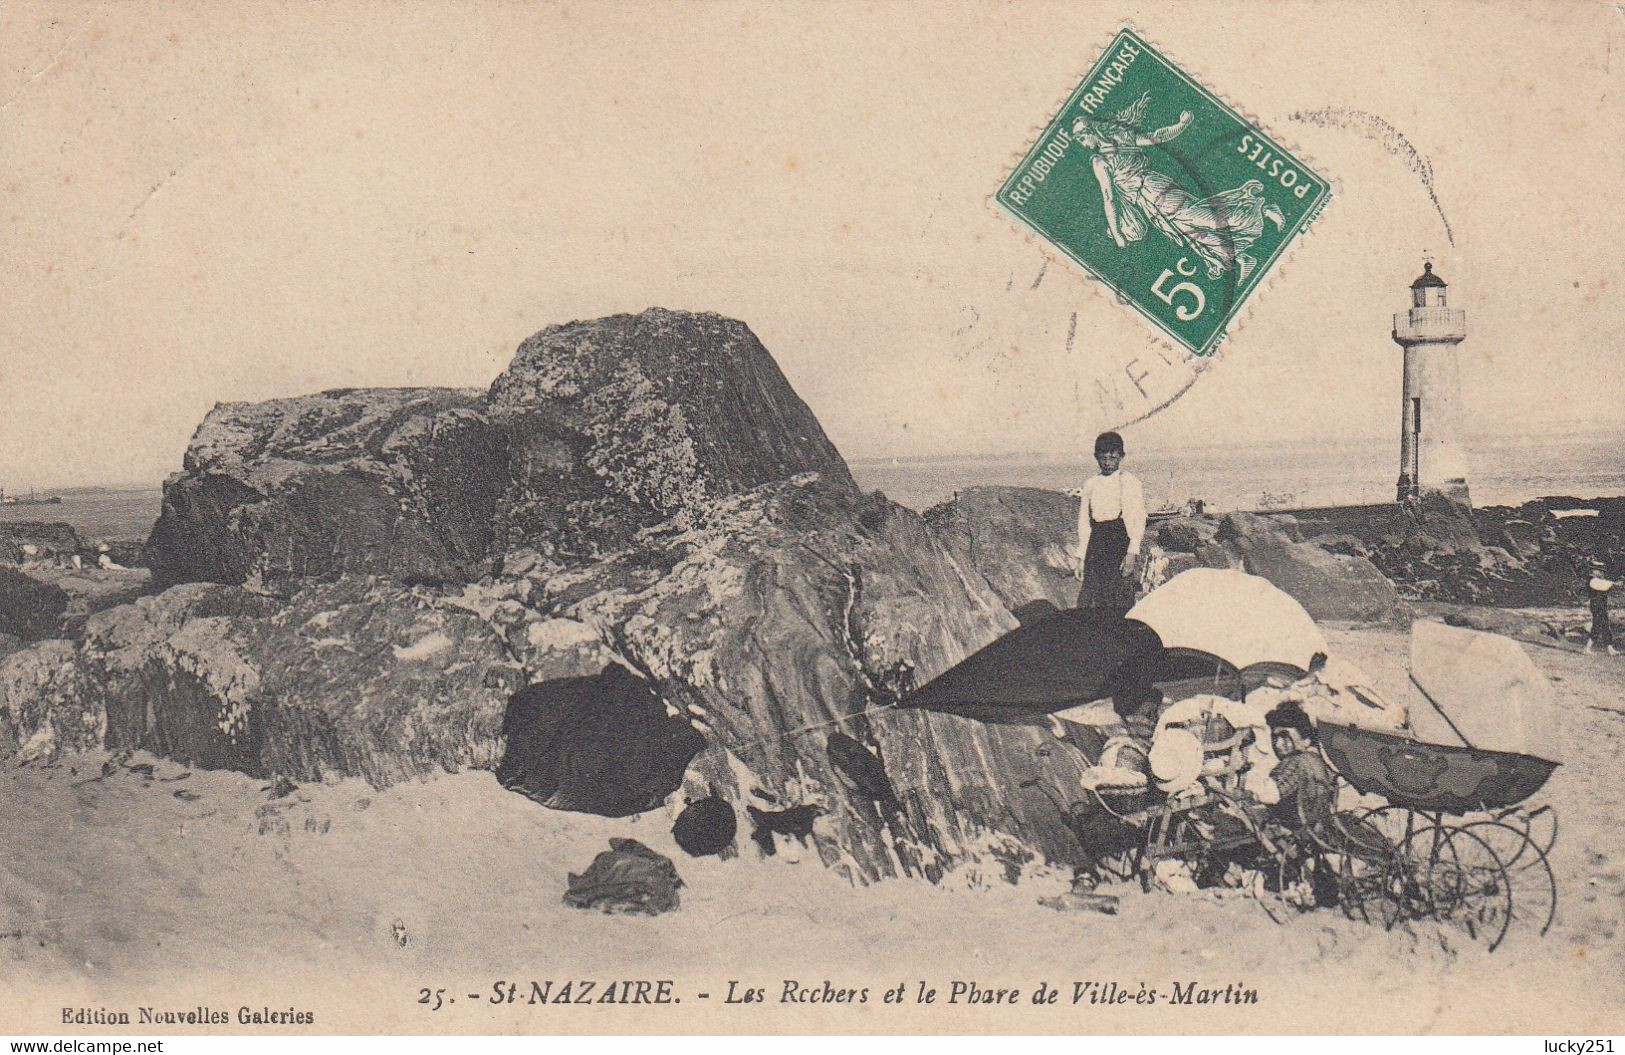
[852,432,1625,514]
[4,431,1619,543]
[0,488,163,543]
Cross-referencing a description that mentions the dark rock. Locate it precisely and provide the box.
[1312,533,1371,559]
[41,567,154,638]
[147,311,860,584]
[0,522,84,563]
[0,567,69,640]
[1215,512,1400,622]
[746,803,823,857]
[0,632,23,662]
[826,731,901,811]
[496,664,706,818]
[1266,514,1305,542]
[1155,517,1218,554]
[1494,519,1546,560]
[923,487,1079,614]
[1390,493,1483,552]
[563,838,682,915]
[672,795,737,857]
[8,577,527,783]
[487,309,856,557]
[146,388,506,589]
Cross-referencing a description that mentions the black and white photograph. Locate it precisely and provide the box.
[0,0,1621,1039]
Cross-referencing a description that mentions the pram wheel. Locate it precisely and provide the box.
[1459,818,1557,939]
[1410,825,1513,952]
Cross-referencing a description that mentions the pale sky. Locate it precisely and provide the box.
[1,0,1621,488]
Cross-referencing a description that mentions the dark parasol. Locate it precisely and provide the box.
[900,608,1164,723]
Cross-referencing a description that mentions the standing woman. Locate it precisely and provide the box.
[1075,431,1147,614]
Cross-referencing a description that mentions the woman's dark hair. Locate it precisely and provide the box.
[1094,431,1125,456]
[1265,699,1316,742]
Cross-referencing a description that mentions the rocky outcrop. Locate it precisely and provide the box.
[10,473,1102,883]
[924,488,1402,624]
[923,487,1079,615]
[145,388,506,589]
[8,304,1100,884]
[486,309,856,557]
[507,475,1086,883]
[1387,493,1483,552]
[0,521,84,563]
[0,578,529,784]
[1288,499,1593,607]
[147,310,858,586]
[0,567,69,640]
[0,640,101,761]
[1214,512,1401,622]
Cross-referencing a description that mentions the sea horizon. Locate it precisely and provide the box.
[852,430,1625,514]
[3,429,1621,542]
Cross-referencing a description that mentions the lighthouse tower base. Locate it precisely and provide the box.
[1394,490,1482,551]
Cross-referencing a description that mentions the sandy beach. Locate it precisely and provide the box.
[2,619,1620,1036]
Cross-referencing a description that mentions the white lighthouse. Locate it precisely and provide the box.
[1393,262,1471,506]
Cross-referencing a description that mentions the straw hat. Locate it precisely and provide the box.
[1149,727,1203,794]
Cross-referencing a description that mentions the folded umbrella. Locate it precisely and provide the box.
[900,607,1164,723]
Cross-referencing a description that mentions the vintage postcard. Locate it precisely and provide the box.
[1,0,1622,1040]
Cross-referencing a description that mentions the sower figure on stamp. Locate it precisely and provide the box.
[1074,431,1147,615]
[1071,92,1285,281]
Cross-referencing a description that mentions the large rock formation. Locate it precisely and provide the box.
[145,388,506,589]
[147,310,857,585]
[493,474,1083,883]
[1,579,529,785]
[923,487,1079,614]
[1211,512,1402,622]
[0,567,69,640]
[0,521,84,563]
[486,309,857,557]
[10,312,1108,884]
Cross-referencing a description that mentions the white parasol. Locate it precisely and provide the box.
[1127,568,1329,671]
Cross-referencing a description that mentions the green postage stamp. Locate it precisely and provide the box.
[997,28,1331,357]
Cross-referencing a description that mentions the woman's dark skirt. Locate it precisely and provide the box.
[1077,516,1133,614]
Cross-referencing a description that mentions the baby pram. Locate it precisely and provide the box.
[1315,721,1557,952]
[1087,621,1561,951]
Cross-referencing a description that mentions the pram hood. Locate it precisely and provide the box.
[1408,621,1561,763]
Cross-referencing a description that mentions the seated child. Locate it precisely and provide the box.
[1260,699,1343,908]
[1263,699,1335,831]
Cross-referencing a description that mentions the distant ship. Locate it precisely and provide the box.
[1148,470,1205,520]
[0,487,63,506]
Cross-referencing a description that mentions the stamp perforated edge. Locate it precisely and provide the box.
[988,20,1339,369]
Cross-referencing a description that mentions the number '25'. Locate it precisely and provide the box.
[1151,257,1206,321]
